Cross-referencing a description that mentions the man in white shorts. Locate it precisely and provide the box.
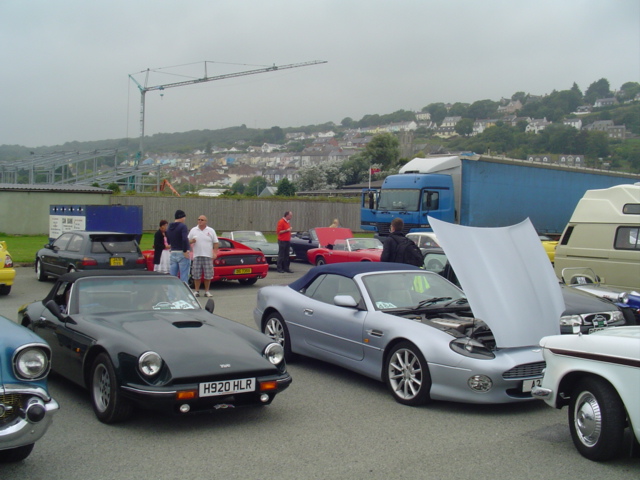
[188,215,219,297]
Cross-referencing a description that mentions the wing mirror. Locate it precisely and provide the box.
[205,298,215,313]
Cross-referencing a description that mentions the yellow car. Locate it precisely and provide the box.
[0,241,16,295]
[539,235,558,263]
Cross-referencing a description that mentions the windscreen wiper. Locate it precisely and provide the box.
[414,297,452,308]
[99,241,114,255]
[444,298,469,306]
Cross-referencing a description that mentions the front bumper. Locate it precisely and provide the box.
[120,372,292,414]
[0,385,59,450]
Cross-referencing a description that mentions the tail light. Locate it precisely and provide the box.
[81,257,98,266]
[136,256,146,265]
[4,254,12,268]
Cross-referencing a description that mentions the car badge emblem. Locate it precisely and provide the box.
[241,259,244,264]
[220,363,231,368]
[592,314,607,326]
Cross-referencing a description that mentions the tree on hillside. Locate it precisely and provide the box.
[449,102,469,117]
[341,117,354,128]
[246,176,267,196]
[231,181,245,194]
[511,91,527,103]
[617,82,640,102]
[276,178,296,196]
[585,131,610,159]
[423,103,448,124]
[360,132,400,170]
[455,118,474,136]
[584,78,611,104]
[295,159,346,191]
[264,126,285,144]
[467,99,498,120]
[570,82,583,98]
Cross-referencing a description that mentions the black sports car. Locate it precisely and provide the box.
[19,271,291,423]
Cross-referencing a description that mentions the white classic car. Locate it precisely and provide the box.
[532,327,640,461]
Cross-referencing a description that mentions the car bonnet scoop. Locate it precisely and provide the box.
[172,320,203,328]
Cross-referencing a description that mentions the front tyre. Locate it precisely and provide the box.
[569,377,626,461]
[36,259,48,281]
[263,312,293,361]
[0,444,34,463]
[90,353,133,424]
[385,342,431,406]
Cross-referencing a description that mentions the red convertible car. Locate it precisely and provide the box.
[143,237,268,286]
[307,237,383,266]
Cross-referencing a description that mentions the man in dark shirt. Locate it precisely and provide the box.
[381,217,408,263]
[166,209,191,285]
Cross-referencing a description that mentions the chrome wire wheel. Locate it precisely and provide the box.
[388,347,423,401]
[92,362,111,413]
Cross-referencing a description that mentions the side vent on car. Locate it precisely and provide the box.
[172,321,203,329]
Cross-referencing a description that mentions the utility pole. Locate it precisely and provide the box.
[128,60,327,164]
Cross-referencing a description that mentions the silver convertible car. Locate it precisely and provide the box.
[254,262,550,406]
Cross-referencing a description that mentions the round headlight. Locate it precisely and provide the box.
[264,343,284,365]
[14,346,50,380]
[139,351,163,377]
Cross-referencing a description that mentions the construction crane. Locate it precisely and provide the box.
[129,60,328,163]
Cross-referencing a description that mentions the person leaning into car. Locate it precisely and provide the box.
[166,209,191,285]
[276,211,293,273]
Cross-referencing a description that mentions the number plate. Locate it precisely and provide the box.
[110,257,124,266]
[522,378,542,393]
[588,326,607,334]
[199,378,255,397]
[233,267,252,274]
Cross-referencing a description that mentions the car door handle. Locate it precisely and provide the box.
[303,308,313,315]
[366,329,384,337]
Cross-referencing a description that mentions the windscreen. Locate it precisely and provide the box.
[75,276,200,314]
[377,189,420,211]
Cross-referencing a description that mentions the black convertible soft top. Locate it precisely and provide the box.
[288,262,421,291]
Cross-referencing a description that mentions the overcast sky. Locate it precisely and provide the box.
[1,0,638,148]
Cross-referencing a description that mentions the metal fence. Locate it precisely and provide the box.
[111,196,363,233]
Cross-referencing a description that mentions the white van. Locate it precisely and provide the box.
[554,183,640,290]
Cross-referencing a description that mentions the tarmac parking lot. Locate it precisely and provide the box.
[1,265,638,480]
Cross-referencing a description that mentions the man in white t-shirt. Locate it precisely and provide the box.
[188,215,219,297]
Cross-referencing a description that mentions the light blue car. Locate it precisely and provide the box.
[0,315,59,462]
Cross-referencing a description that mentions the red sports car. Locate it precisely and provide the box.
[143,237,268,286]
[307,237,383,266]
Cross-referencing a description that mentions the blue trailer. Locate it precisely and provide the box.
[361,156,640,236]
[49,205,143,242]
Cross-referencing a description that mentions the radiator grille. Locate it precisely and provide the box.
[0,393,23,422]
[502,361,546,379]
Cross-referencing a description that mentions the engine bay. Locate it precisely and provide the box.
[398,310,497,350]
